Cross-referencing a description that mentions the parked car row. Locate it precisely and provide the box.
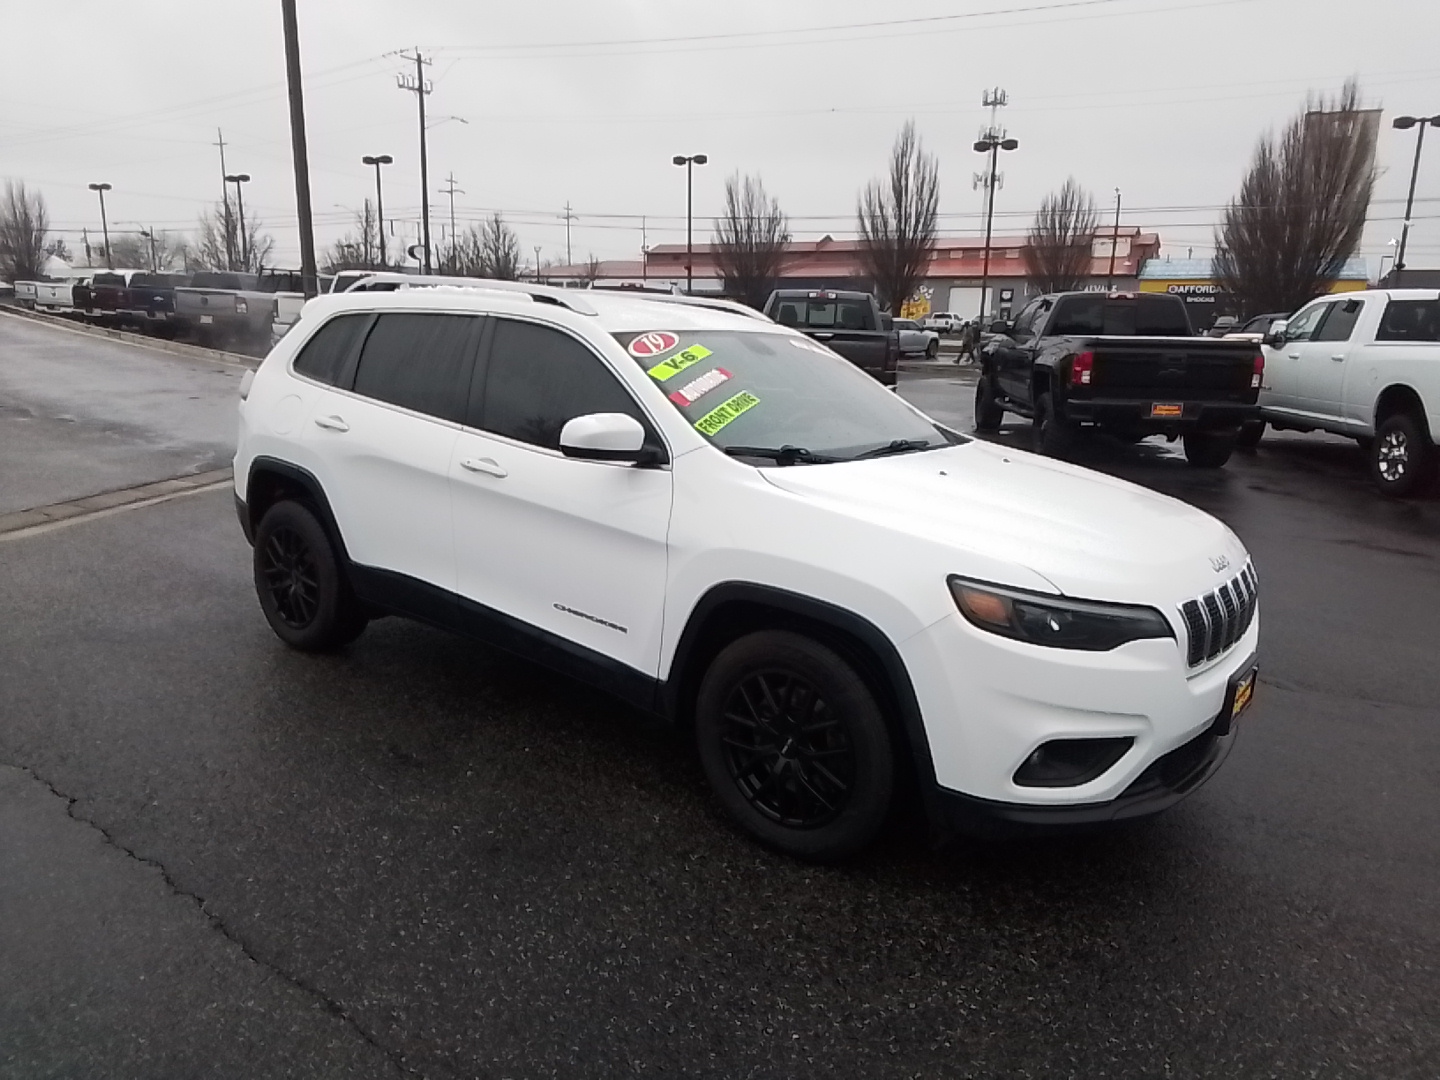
[974,287,1439,496]
[10,268,319,349]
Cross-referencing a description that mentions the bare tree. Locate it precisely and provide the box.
[452,212,522,280]
[1215,80,1378,318]
[856,121,940,315]
[188,201,275,273]
[0,181,49,282]
[322,201,384,273]
[1024,178,1098,293]
[712,172,790,309]
[582,253,603,286]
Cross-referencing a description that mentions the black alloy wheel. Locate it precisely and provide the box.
[974,375,1005,432]
[1182,430,1236,468]
[1372,412,1435,498]
[252,500,368,651]
[695,631,894,862]
[1033,391,1077,457]
[925,338,939,359]
[719,669,854,829]
[261,525,320,628]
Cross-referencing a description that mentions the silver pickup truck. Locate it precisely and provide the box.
[175,271,305,346]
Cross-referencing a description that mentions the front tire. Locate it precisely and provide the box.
[925,339,939,359]
[694,631,894,862]
[1372,412,1435,498]
[1183,431,1236,468]
[253,500,368,651]
[974,375,1004,432]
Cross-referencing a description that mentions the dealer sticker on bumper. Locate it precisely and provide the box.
[1150,402,1183,418]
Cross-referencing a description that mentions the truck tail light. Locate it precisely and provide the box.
[1251,352,1264,389]
[235,296,249,315]
[1070,351,1095,386]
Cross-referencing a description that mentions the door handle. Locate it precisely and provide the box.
[313,414,349,432]
[1331,354,1345,362]
[1286,352,1300,359]
[460,457,507,478]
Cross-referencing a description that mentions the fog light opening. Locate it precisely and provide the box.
[1013,737,1135,788]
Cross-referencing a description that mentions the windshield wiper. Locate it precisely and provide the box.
[852,438,938,460]
[722,444,839,465]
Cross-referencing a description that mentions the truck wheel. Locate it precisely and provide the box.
[1183,431,1236,468]
[253,501,368,651]
[1034,392,1076,457]
[974,376,1005,432]
[1235,420,1266,449]
[1371,412,1435,498]
[694,631,894,863]
[925,339,939,359]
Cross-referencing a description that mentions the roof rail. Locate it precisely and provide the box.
[340,272,598,316]
[621,292,772,322]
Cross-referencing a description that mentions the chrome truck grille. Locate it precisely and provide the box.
[1179,564,1258,668]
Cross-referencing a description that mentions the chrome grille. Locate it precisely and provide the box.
[1180,563,1258,667]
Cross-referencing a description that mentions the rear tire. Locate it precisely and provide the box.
[253,500,368,651]
[974,375,1005,432]
[1183,431,1236,468]
[925,339,939,359]
[1033,392,1076,457]
[694,631,894,862]
[1371,412,1435,498]
[1235,420,1266,449]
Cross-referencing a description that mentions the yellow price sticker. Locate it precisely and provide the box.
[694,391,760,436]
[647,344,713,382]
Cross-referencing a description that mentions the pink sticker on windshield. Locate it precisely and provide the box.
[668,367,731,406]
[628,331,680,358]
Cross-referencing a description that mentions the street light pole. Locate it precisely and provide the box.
[87,183,113,269]
[534,245,543,284]
[672,153,708,295]
[1107,188,1122,290]
[139,227,158,272]
[225,174,251,269]
[1392,114,1440,273]
[972,137,1017,324]
[363,154,393,268]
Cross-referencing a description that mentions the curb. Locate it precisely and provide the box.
[0,467,235,540]
[0,304,260,369]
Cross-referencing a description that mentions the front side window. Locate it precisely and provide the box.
[1010,298,1046,338]
[351,313,479,422]
[1376,299,1440,343]
[481,319,648,450]
[1314,297,1365,342]
[615,330,954,464]
[1282,302,1330,342]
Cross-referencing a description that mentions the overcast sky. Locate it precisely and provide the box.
[5,0,1438,273]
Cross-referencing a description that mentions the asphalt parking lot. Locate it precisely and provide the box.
[2,315,1437,1078]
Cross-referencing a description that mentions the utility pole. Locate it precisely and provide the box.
[534,245,543,283]
[397,50,434,274]
[1107,188,1122,290]
[140,227,158,272]
[561,201,576,266]
[439,172,463,272]
[281,0,319,296]
[214,128,234,270]
[641,215,648,281]
[87,183,113,269]
[972,88,1015,325]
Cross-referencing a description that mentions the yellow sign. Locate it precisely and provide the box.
[694,391,759,436]
[647,344,713,382]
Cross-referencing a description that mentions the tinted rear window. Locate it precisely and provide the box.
[91,273,125,287]
[351,313,479,421]
[292,314,372,387]
[189,272,246,290]
[1376,299,1440,342]
[772,298,876,332]
[130,273,188,288]
[1048,295,1192,337]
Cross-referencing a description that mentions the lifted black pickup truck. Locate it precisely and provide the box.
[975,291,1263,467]
[763,289,900,386]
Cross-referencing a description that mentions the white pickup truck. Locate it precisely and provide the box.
[1247,289,1440,497]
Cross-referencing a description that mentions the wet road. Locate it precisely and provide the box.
[2,323,1437,1078]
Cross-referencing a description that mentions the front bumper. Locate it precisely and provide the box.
[1064,397,1258,432]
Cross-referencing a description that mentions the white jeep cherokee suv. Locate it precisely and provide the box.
[234,277,1259,860]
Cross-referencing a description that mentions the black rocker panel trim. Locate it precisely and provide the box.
[346,564,661,715]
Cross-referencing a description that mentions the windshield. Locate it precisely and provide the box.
[615,329,955,464]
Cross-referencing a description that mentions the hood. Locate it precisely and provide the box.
[759,441,1245,603]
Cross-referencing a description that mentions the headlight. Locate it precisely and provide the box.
[948,576,1174,651]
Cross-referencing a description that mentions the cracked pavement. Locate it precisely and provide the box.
[1,322,1437,1077]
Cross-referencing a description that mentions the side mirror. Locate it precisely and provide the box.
[559,412,648,463]
[1262,319,1287,349]
[988,320,1011,335]
[879,314,894,331]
